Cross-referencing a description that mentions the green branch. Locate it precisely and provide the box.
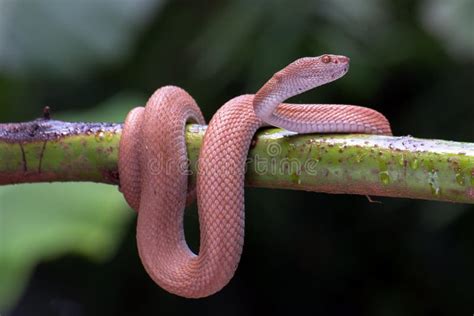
[1,118,474,203]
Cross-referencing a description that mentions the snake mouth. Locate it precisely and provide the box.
[327,67,349,80]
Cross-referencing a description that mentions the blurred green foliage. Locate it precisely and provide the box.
[0,182,131,309]
[0,0,473,315]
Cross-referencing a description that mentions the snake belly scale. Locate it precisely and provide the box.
[118,54,392,298]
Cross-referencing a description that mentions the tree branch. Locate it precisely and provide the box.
[1,118,473,203]
[0,118,121,185]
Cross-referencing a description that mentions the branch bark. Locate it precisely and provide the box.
[1,118,474,203]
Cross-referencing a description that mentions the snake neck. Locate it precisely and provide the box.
[253,75,288,120]
[253,72,322,124]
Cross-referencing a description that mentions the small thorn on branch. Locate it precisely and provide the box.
[43,106,51,120]
[365,195,382,204]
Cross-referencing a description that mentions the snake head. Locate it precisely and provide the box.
[275,54,350,93]
[254,54,352,117]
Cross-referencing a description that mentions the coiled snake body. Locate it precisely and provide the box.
[118,55,391,298]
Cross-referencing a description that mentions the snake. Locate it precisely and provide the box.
[118,54,392,298]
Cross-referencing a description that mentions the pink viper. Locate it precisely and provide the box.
[118,54,392,298]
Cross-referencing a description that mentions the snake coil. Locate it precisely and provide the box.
[118,55,391,298]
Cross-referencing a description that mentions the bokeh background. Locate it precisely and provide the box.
[0,0,473,315]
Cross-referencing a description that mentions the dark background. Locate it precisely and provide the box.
[1,0,473,315]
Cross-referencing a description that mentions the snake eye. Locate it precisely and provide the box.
[321,55,331,64]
